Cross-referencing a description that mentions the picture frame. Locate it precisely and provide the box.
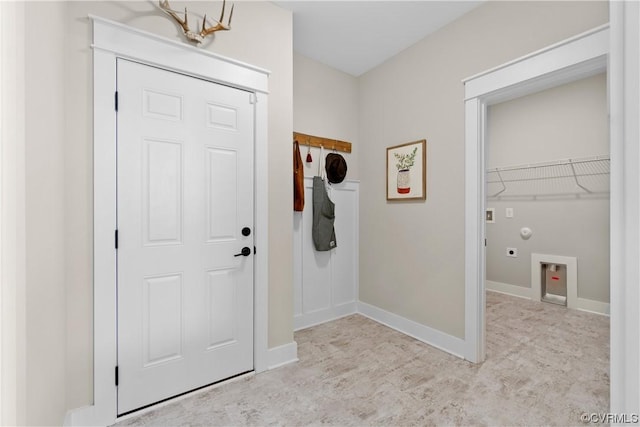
[486,208,495,223]
[386,139,427,201]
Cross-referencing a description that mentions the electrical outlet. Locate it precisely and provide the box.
[506,208,514,218]
[506,247,518,257]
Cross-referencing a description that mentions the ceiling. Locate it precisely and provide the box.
[273,1,484,76]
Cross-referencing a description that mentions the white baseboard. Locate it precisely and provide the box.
[267,341,299,370]
[63,409,75,426]
[294,301,357,331]
[576,297,610,316]
[64,404,98,427]
[356,301,466,359]
[487,280,610,316]
[486,280,533,299]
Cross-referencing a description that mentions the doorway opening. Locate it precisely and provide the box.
[483,73,610,411]
[115,59,256,415]
[484,73,610,315]
[461,24,609,364]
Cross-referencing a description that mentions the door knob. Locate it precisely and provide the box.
[242,227,251,236]
[234,247,251,257]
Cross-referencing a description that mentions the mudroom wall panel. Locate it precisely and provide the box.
[331,186,359,307]
[293,178,359,330]
[297,184,332,315]
[293,52,360,330]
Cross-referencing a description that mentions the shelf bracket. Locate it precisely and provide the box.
[490,169,507,197]
[569,160,592,193]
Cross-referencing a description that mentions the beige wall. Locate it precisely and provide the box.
[1,3,27,426]
[13,1,293,423]
[358,1,608,339]
[486,74,609,303]
[23,3,68,425]
[293,53,359,180]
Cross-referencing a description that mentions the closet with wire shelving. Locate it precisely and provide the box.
[485,73,610,314]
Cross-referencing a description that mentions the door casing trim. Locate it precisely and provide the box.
[70,16,270,426]
[463,17,640,415]
[462,24,608,364]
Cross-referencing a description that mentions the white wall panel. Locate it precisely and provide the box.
[293,213,303,318]
[294,178,359,330]
[301,185,331,314]
[331,187,357,306]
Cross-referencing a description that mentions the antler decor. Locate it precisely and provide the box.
[159,0,234,44]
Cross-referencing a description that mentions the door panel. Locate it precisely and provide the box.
[143,89,183,121]
[206,147,238,241]
[117,59,254,414]
[207,102,238,130]
[143,138,183,245]
[142,273,183,366]
[206,269,238,348]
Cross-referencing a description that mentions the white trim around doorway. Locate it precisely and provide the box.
[609,1,640,415]
[462,23,608,364]
[65,16,271,426]
[464,16,640,416]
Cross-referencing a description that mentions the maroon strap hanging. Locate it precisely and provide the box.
[293,140,305,211]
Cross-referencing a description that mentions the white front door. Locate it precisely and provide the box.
[116,59,255,414]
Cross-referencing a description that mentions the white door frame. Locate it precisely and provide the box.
[463,24,609,364]
[463,13,640,415]
[71,16,270,426]
[609,1,640,414]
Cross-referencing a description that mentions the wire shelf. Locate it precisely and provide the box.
[486,155,610,197]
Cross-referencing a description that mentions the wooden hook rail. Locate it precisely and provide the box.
[293,131,352,154]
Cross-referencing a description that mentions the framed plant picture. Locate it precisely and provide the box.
[386,139,426,201]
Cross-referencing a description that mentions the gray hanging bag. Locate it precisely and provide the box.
[312,148,337,251]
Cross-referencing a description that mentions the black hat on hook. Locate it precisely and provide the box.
[325,153,348,184]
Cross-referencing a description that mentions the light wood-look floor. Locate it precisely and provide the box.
[115,292,609,426]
